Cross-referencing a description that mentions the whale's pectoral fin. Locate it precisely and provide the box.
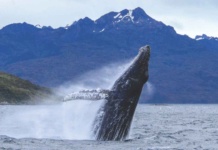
[63,89,110,102]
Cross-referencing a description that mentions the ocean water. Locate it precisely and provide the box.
[0,104,218,150]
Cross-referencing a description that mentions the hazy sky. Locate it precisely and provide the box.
[0,0,217,38]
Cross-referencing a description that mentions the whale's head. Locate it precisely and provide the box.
[111,45,150,94]
[131,45,150,83]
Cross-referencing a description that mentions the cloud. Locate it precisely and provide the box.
[143,0,218,37]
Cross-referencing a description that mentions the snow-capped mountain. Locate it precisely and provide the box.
[99,8,163,25]
[67,7,168,34]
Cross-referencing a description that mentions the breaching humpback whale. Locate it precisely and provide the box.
[94,45,150,140]
[63,45,150,141]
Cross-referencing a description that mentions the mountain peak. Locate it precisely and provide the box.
[88,7,168,33]
[77,17,94,24]
[134,7,145,12]
[195,34,218,41]
[120,9,129,14]
[1,22,38,32]
[35,24,42,29]
[132,7,149,20]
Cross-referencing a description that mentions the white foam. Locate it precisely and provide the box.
[0,100,105,140]
[0,59,145,140]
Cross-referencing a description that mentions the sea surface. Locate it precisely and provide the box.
[0,104,218,150]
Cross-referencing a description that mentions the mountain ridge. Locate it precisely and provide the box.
[0,7,218,103]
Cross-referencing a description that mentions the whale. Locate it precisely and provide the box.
[94,45,150,141]
[63,45,150,141]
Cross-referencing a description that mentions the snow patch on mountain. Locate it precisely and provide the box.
[35,24,42,29]
[195,34,218,41]
[114,13,121,19]
[113,9,135,23]
[64,24,70,29]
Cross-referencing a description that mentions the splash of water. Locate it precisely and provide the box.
[55,59,132,97]
[0,100,105,139]
[141,82,155,101]
[0,59,154,139]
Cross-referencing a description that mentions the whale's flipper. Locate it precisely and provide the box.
[63,89,109,101]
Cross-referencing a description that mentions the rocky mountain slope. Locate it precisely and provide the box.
[0,7,218,103]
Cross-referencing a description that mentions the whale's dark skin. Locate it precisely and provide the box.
[95,45,150,141]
